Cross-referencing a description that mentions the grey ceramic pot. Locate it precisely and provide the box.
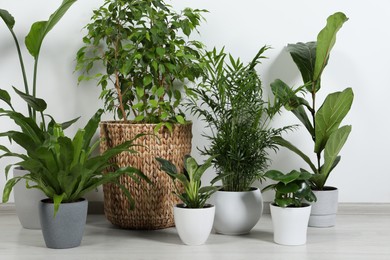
[309,187,338,227]
[39,198,88,249]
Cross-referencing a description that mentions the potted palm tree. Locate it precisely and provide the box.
[157,155,218,246]
[263,170,316,246]
[0,0,78,229]
[188,47,290,235]
[270,12,353,227]
[2,106,149,249]
[75,0,206,229]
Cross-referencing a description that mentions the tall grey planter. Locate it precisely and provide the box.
[13,167,46,229]
[309,187,338,227]
[39,198,88,249]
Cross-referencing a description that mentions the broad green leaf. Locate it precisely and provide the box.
[156,47,165,57]
[313,12,348,81]
[12,86,47,112]
[143,75,152,86]
[0,89,13,109]
[292,106,314,137]
[156,157,178,177]
[82,109,103,150]
[184,156,198,178]
[61,116,80,130]
[287,42,316,85]
[315,125,351,188]
[2,176,22,202]
[275,182,300,194]
[272,136,317,173]
[175,115,185,124]
[314,88,353,153]
[0,9,15,29]
[25,0,77,58]
[53,193,66,217]
[193,155,216,182]
[136,87,144,98]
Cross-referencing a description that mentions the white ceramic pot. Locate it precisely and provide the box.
[13,167,46,229]
[270,203,311,246]
[211,188,263,235]
[309,187,338,227]
[173,204,215,246]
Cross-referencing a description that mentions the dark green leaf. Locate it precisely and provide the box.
[12,86,47,112]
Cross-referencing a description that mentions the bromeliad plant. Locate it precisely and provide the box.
[76,0,206,131]
[0,0,78,124]
[263,170,316,207]
[188,47,289,192]
[156,155,218,208]
[1,107,149,216]
[270,12,353,190]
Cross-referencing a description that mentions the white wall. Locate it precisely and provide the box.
[0,0,388,203]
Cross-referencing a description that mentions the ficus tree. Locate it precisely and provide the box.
[270,12,353,190]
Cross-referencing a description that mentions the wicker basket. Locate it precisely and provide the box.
[100,121,192,229]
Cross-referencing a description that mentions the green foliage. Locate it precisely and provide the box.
[263,170,316,208]
[156,155,218,208]
[188,47,290,192]
[0,0,77,121]
[0,97,149,216]
[271,12,353,189]
[76,0,207,126]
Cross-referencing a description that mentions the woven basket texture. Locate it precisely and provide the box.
[100,121,192,229]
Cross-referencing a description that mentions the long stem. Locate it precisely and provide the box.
[32,57,39,122]
[9,29,32,118]
[115,71,127,122]
[311,81,321,172]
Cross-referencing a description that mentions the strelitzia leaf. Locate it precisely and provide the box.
[0,9,15,29]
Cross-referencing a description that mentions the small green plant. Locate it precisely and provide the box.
[0,0,77,124]
[76,0,206,131]
[263,170,316,208]
[271,12,353,190]
[1,104,150,216]
[156,155,218,208]
[188,47,290,192]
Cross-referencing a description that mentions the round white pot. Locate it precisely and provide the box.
[13,167,46,229]
[173,204,215,246]
[270,203,311,246]
[211,188,263,235]
[39,198,88,249]
[309,187,338,227]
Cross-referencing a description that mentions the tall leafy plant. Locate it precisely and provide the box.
[188,47,289,192]
[0,0,78,125]
[271,12,353,190]
[76,0,206,131]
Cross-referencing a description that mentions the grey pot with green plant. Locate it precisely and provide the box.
[1,106,149,248]
[75,0,207,229]
[0,0,79,229]
[270,12,353,227]
[188,47,290,235]
[157,155,218,246]
[263,170,316,245]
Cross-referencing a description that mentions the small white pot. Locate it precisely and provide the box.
[309,187,338,227]
[211,188,263,235]
[173,204,215,246]
[13,167,46,229]
[270,203,311,246]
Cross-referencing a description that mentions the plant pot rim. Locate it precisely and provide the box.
[175,203,214,209]
[312,186,338,191]
[41,198,86,204]
[99,120,193,126]
[216,187,259,193]
[270,202,311,209]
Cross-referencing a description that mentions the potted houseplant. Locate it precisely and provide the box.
[2,106,149,249]
[188,47,290,235]
[263,170,316,246]
[75,0,206,229]
[156,155,218,246]
[270,12,353,227]
[0,0,78,229]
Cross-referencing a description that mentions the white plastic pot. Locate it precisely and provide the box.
[173,204,215,246]
[211,188,263,235]
[270,203,311,246]
[13,167,46,229]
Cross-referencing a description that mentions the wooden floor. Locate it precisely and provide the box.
[0,204,389,260]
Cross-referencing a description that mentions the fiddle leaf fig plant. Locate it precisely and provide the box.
[76,0,206,131]
[263,170,316,208]
[0,0,77,122]
[270,12,353,190]
[156,155,218,208]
